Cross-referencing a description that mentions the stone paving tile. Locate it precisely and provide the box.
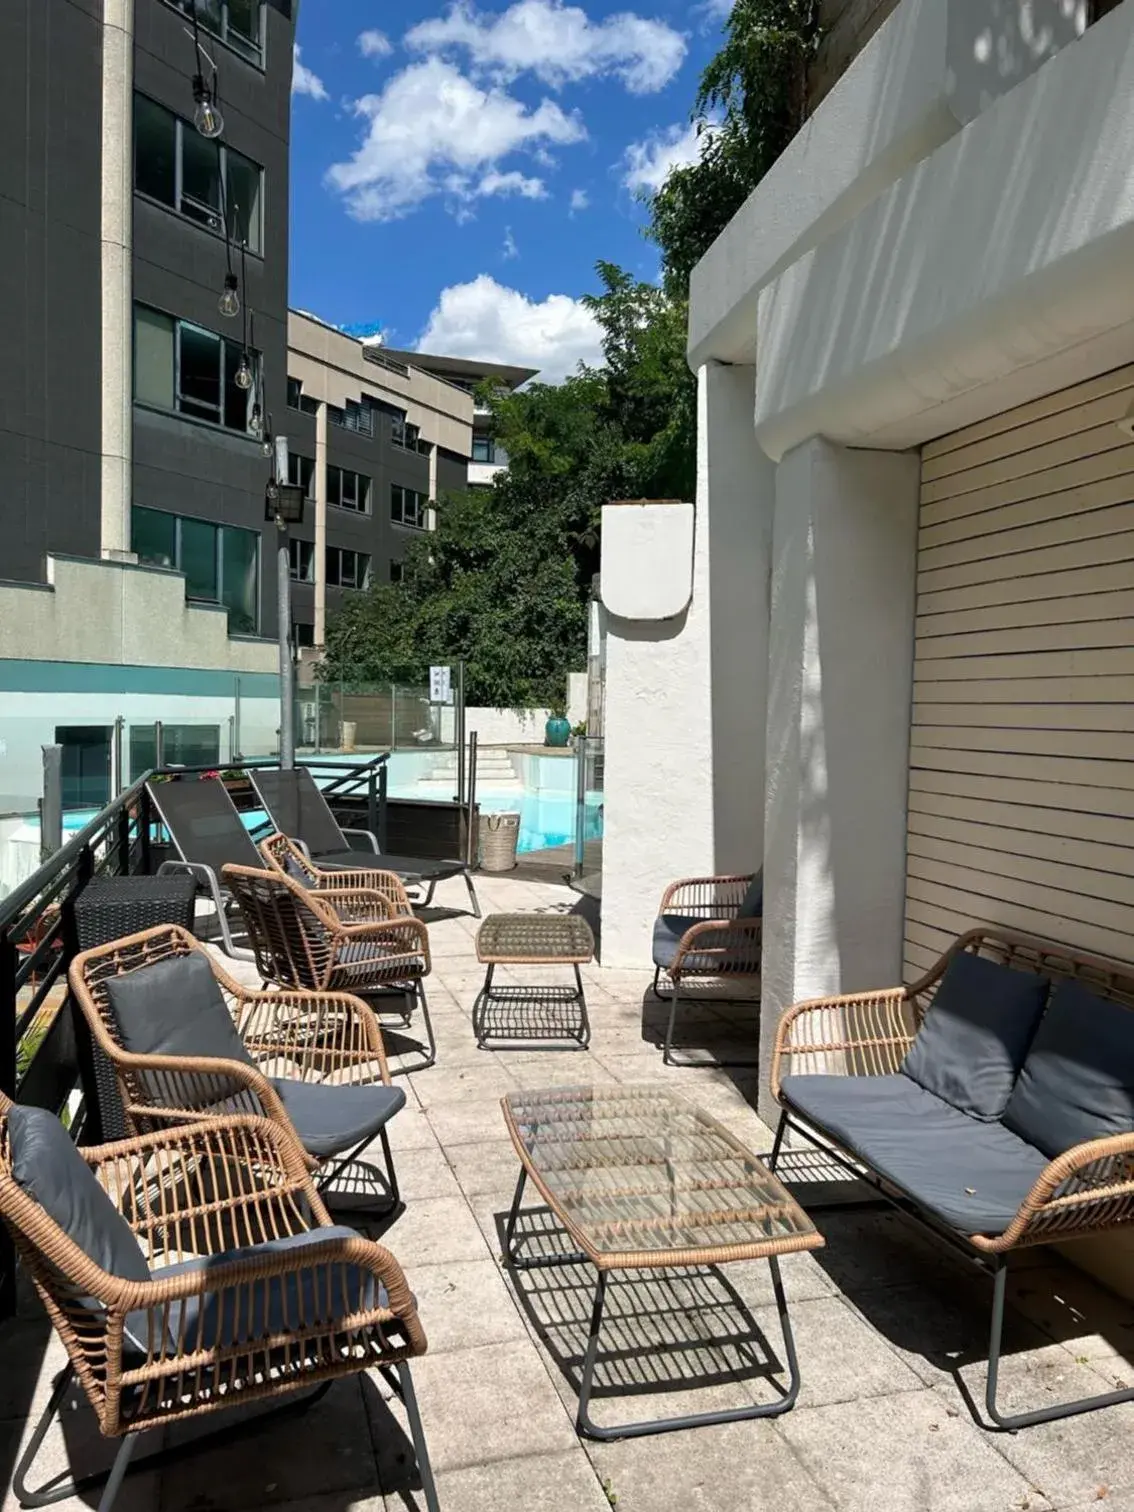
[424,1096,514,1147]
[374,1341,578,1476]
[945,1356,1134,1508]
[408,1062,517,1110]
[750,1295,925,1408]
[779,1390,1053,1512]
[431,1448,610,1512]
[375,1194,492,1268]
[407,1258,529,1354]
[1005,1263,1134,1366]
[390,1140,465,1202]
[586,1417,834,1512]
[444,1137,524,1199]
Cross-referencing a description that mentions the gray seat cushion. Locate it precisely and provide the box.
[900,952,1050,1121]
[780,1074,1049,1235]
[737,872,764,919]
[269,1080,406,1160]
[1002,980,1134,1158]
[653,915,738,972]
[7,1105,151,1290]
[130,1226,403,1357]
[104,952,256,1104]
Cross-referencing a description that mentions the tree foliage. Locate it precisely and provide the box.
[650,0,819,296]
[322,265,695,707]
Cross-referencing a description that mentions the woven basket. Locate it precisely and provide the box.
[480,811,521,872]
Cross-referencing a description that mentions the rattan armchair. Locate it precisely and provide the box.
[770,926,1134,1431]
[70,925,405,1213]
[0,1101,438,1512]
[260,831,415,916]
[652,872,763,1067]
[222,864,437,1073]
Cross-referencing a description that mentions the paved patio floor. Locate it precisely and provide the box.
[4,874,1134,1512]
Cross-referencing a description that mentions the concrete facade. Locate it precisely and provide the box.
[601,0,1134,1090]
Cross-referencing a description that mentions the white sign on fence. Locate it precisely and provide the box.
[429,665,453,704]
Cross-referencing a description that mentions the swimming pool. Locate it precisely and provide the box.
[478,790,603,855]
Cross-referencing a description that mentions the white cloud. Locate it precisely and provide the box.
[292,44,329,100]
[358,28,393,58]
[406,0,686,94]
[569,187,589,214]
[327,58,584,221]
[478,169,547,198]
[417,275,603,382]
[502,227,518,259]
[622,120,712,194]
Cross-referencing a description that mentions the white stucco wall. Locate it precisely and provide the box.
[600,500,714,966]
[687,0,1086,370]
[754,2,1134,456]
[758,440,919,1120]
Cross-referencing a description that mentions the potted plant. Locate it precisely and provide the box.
[544,696,571,748]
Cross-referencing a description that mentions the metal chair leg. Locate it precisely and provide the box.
[380,1362,440,1512]
[768,1110,789,1173]
[574,963,592,1048]
[316,1124,399,1216]
[662,981,682,1066]
[464,869,482,919]
[983,1260,1134,1429]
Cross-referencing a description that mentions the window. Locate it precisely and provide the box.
[287,377,319,415]
[289,539,314,582]
[325,547,370,590]
[391,484,428,529]
[132,506,260,631]
[288,454,315,497]
[327,398,375,437]
[133,306,261,436]
[392,416,428,453]
[390,560,404,584]
[134,95,264,251]
[471,434,497,464]
[165,0,264,65]
[327,465,369,513]
[293,622,315,649]
[129,724,221,780]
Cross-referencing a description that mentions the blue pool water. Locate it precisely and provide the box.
[479,791,603,855]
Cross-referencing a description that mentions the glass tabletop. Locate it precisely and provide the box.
[502,1084,822,1266]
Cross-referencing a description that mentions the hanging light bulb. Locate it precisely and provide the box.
[218,273,240,319]
[235,352,253,390]
[192,75,224,138]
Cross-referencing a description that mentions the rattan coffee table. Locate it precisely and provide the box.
[501,1083,823,1440]
[473,912,594,1049]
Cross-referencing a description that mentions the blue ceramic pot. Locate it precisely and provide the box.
[544,716,571,747]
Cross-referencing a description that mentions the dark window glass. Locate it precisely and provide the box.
[56,727,112,810]
[293,621,315,648]
[326,548,370,589]
[129,724,221,780]
[289,539,314,581]
[287,377,303,409]
[179,324,222,420]
[288,455,314,495]
[227,145,262,252]
[134,95,176,206]
[391,484,427,528]
[132,505,177,569]
[180,517,219,603]
[471,435,495,463]
[390,560,403,584]
[181,128,224,232]
[222,340,253,430]
[327,464,341,507]
[225,0,261,57]
[221,525,258,632]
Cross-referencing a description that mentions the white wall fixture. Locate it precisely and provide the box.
[599,501,695,622]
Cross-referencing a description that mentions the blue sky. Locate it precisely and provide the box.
[288,0,726,380]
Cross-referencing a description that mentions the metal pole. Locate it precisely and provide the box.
[112,716,125,797]
[233,677,242,759]
[574,735,588,878]
[227,714,236,765]
[40,747,63,862]
[466,731,478,868]
[377,760,389,851]
[154,720,165,770]
[456,661,465,806]
[277,529,294,767]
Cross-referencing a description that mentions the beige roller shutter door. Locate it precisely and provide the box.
[904,364,1134,981]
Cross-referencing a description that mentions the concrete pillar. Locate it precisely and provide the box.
[100,0,134,559]
[314,400,328,648]
[703,362,774,874]
[598,364,775,966]
[757,437,919,1122]
[427,441,439,531]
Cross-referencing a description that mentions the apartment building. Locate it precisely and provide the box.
[381,348,538,489]
[0,0,293,811]
[286,317,536,646]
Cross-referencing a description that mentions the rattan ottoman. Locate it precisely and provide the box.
[473,912,594,1050]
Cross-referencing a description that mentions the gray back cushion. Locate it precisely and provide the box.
[1002,980,1134,1158]
[7,1105,150,1288]
[104,952,255,1104]
[737,872,764,920]
[901,951,1049,1121]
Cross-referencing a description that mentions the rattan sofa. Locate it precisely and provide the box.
[0,1099,437,1512]
[770,926,1134,1430]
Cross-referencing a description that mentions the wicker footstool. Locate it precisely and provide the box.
[473,913,594,1050]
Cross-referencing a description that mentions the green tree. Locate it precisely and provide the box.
[650,0,819,295]
[322,265,696,706]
